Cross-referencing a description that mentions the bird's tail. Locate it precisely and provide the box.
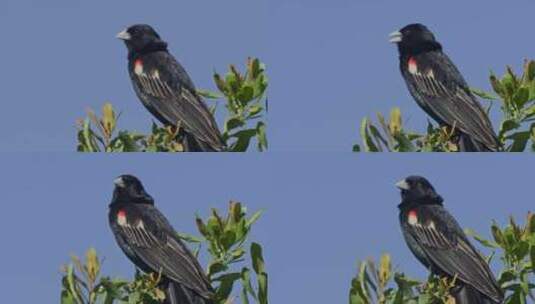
[451,284,498,304]
[164,281,213,304]
[458,133,497,152]
[183,133,225,152]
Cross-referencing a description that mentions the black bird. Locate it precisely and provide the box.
[396,176,503,303]
[117,24,225,152]
[108,175,214,304]
[389,24,499,152]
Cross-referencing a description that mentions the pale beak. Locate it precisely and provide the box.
[116,29,131,40]
[114,177,125,188]
[389,31,403,43]
[395,179,410,190]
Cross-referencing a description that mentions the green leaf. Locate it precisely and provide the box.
[224,116,246,134]
[471,88,498,100]
[506,131,531,152]
[357,261,372,300]
[197,89,223,99]
[491,223,504,246]
[256,121,268,151]
[177,232,203,243]
[195,217,209,238]
[231,248,246,260]
[207,215,223,238]
[360,118,379,152]
[368,124,388,151]
[77,119,100,152]
[213,73,228,94]
[246,210,263,229]
[513,87,530,108]
[499,119,520,139]
[258,272,268,304]
[229,129,257,152]
[502,67,518,97]
[247,57,262,80]
[392,132,416,152]
[530,246,535,275]
[238,85,255,104]
[128,291,140,304]
[389,107,403,135]
[220,230,237,250]
[241,267,257,301]
[490,73,504,96]
[60,290,75,304]
[253,75,268,100]
[522,60,535,83]
[379,254,391,286]
[225,72,239,94]
[86,247,100,284]
[251,242,265,274]
[465,228,499,248]
[248,105,264,118]
[65,265,83,304]
[513,241,530,260]
[101,103,116,137]
[208,261,228,277]
[214,272,241,301]
[523,105,535,119]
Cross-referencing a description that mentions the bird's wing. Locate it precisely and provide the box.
[404,52,498,150]
[133,53,224,151]
[115,205,213,298]
[405,206,502,302]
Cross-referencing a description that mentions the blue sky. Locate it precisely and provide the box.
[1,154,532,303]
[3,0,535,151]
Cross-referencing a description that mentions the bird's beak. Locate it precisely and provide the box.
[395,179,410,190]
[116,29,131,41]
[389,31,403,43]
[114,177,125,188]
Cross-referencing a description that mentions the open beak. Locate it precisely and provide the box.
[116,29,131,40]
[395,179,410,190]
[389,31,403,43]
[114,177,125,188]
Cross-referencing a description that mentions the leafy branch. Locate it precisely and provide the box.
[354,60,535,152]
[349,213,535,303]
[61,202,268,304]
[77,58,268,152]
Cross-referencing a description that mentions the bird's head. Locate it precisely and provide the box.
[389,23,442,55]
[117,24,167,55]
[111,174,154,206]
[396,175,443,206]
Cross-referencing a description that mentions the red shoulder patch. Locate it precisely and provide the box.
[408,57,418,74]
[117,209,127,226]
[134,59,143,75]
[408,209,418,225]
